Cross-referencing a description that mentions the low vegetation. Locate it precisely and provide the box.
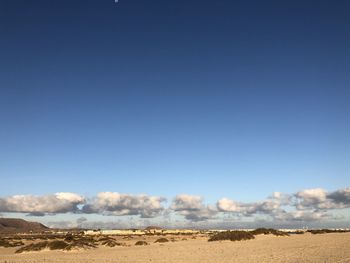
[208,231,255,242]
[250,228,289,236]
[13,234,131,253]
[16,240,94,253]
[98,236,125,247]
[0,238,24,248]
[135,240,149,246]
[154,238,169,243]
[287,230,305,234]
[15,241,50,253]
[307,229,350,234]
[208,228,291,242]
[5,226,350,253]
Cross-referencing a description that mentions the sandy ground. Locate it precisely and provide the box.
[1,233,350,263]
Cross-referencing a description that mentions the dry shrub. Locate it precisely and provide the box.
[15,237,100,253]
[100,240,117,247]
[208,231,255,242]
[154,238,169,243]
[135,241,149,246]
[96,236,123,247]
[250,228,289,236]
[0,238,24,248]
[15,240,70,253]
[288,231,305,235]
[47,240,69,250]
[102,240,124,247]
[15,241,49,253]
[64,234,74,242]
[68,237,98,249]
[307,229,350,234]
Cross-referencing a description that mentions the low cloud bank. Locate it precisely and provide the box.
[1,188,349,224]
[217,187,350,222]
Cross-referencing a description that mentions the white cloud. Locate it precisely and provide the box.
[171,195,204,211]
[171,195,217,221]
[217,198,243,213]
[217,193,287,216]
[294,187,350,210]
[0,193,85,215]
[217,188,350,224]
[82,192,166,218]
[327,188,350,207]
[0,187,349,227]
[294,188,328,209]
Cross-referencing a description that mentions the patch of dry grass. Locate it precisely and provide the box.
[307,229,350,234]
[135,241,149,246]
[0,238,24,247]
[154,238,169,243]
[208,231,255,242]
[15,241,50,253]
[250,228,289,236]
[98,236,125,247]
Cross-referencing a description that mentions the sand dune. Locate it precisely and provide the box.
[1,232,350,262]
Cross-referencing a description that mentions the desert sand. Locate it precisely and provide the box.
[1,232,350,263]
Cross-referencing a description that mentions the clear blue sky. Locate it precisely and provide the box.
[0,1,349,228]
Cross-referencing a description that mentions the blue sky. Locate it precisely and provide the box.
[0,0,349,228]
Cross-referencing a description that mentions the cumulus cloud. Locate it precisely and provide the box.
[82,192,166,218]
[217,188,350,224]
[217,192,288,216]
[171,195,203,212]
[326,188,350,207]
[294,187,350,210]
[0,193,85,215]
[171,195,217,221]
[216,198,244,213]
[294,188,329,210]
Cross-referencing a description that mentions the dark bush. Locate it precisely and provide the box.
[307,229,350,234]
[64,234,74,242]
[154,238,169,243]
[208,231,255,242]
[0,238,24,248]
[47,240,69,250]
[96,236,123,247]
[0,239,13,248]
[15,241,49,253]
[288,231,305,235]
[250,228,289,236]
[102,240,124,247]
[15,237,102,253]
[135,241,149,246]
[68,237,98,249]
[15,240,69,253]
